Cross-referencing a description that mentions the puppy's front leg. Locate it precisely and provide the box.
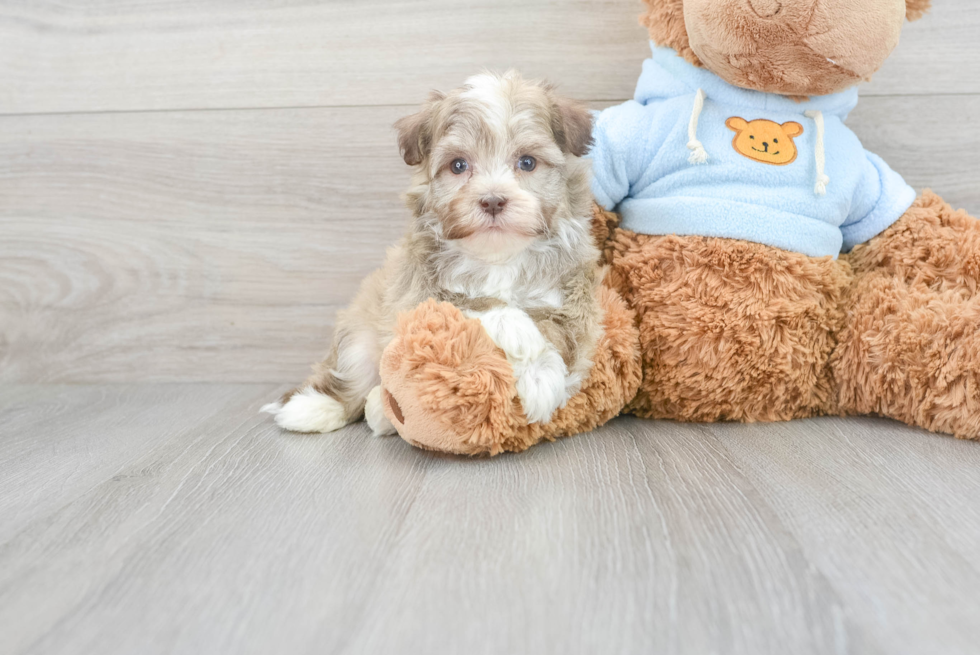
[469,307,570,425]
[364,385,397,437]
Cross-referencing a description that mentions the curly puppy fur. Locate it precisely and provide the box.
[380,285,642,456]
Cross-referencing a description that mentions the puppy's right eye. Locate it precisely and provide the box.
[518,156,537,172]
[450,159,469,175]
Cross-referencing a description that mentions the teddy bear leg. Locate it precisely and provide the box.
[605,229,852,423]
[833,192,980,440]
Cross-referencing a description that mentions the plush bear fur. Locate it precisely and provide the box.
[834,191,980,438]
[600,206,852,424]
[642,0,932,96]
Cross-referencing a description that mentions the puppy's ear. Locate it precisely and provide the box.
[551,97,595,157]
[395,91,444,166]
[906,0,932,21]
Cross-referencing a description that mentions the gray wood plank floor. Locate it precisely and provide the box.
[1,385,979,655]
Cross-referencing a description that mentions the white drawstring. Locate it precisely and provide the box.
[687,88,709,165]
[804,110,830,195]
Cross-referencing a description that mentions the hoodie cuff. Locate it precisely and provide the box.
[841,180,917,252]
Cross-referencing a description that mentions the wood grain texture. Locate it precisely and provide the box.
[0,389,841,655]
[0,106,408,383]
[862,3,980,98]
[711,418,980,655]
[2,388,979,654]
[2,0,977,116]
[0,383,265,543]
[846,96,980,208]
[3,96,979,383]
[0,0,651,116]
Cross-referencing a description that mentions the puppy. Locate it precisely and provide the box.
[264,71,603,436]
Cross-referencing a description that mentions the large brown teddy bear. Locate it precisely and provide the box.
[592,0,980,438]
[381,0,980,455]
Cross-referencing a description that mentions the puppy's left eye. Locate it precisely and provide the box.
[450,159,469,175]
[518,156,537,172]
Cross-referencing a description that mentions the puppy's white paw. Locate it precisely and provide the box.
[515,350,570,425]
[365,386,397,437]
[468,305,574,424]
[268,388,348,434]
[473,307,549,363]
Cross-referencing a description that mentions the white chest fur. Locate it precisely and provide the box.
[444,256,563,309]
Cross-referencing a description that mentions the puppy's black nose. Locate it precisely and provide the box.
[481,196,508,216]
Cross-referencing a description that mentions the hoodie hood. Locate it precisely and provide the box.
[636,44,860,120]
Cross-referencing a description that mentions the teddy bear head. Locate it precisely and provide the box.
[641,0,932,97]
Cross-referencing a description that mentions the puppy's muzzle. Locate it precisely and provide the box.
[480,196,508,218]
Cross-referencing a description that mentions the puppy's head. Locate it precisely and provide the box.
[395,72,594,261]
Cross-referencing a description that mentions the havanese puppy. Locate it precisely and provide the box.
[264,71,603,437]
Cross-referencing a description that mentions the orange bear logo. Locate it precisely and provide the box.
[726,117,804,166]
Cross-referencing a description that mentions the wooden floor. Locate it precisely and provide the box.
[3,1,980,653]
[2,385,980,654]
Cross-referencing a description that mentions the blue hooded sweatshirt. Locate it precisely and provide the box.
[590,45,917,259]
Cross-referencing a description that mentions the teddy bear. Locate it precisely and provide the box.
[589,0,980,438]
[379,0,980,455]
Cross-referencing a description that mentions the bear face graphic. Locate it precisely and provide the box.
[726,117,804,166]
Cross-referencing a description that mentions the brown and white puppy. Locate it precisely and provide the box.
[263,72,602,436]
